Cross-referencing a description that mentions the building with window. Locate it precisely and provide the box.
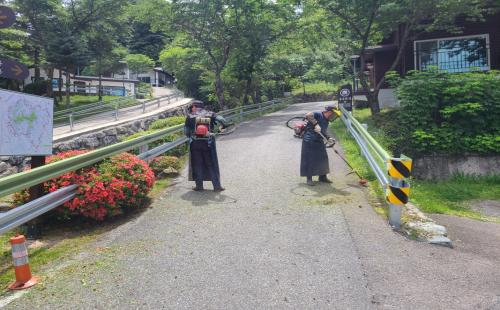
[113,67,175,87]
[352,12,500,107]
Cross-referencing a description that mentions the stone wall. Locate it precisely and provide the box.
[413,154,500,180]
[0,104,190,178]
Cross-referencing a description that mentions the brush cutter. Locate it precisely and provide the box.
[214,122,236,136]
[286,116,308,138]
[316,130,368,186]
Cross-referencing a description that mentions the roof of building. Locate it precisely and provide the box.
[74,75,140,84]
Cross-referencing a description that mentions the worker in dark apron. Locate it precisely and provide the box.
[185,100,228,192]
[300,106,339,186]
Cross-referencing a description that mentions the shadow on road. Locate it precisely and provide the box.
[179,189,238,206]
[290,182,351,198]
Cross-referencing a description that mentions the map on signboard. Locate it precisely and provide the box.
[0,89,53,155]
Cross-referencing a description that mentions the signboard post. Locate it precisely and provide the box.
[0,90,54,239]
[0,7,46,239]
[338,84,353,112]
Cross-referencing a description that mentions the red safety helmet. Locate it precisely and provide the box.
[195,124,209,137]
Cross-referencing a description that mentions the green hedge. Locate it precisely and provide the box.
[384,70,500,156]
[123,116,187,157]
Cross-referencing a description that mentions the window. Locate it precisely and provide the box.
[415,35,490,73]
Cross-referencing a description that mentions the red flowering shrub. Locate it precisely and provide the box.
[13,151,155,221]
[98,153,155,210]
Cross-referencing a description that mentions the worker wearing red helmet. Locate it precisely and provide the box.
[185,100,228,192]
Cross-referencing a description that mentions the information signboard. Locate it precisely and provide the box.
[0,89,53,156]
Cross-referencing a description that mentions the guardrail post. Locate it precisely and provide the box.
[139,144,149,157]
[386,157,412,229]
[142,100,146,113]
[258,102,262,115]
[239,107,243,121]
[157,98,161,108]
[114,102,119,121]
[69,113,74,131]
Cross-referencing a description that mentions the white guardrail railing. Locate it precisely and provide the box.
[339,105,412,229]
[0,97,295,235]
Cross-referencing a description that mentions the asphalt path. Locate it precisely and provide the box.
[5,101,500,309]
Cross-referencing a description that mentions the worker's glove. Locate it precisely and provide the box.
[327,137,336,147]
[314,124,321,133]
[219,127,226,133]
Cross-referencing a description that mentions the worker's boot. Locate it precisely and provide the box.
[318,175,332,183]
[306,176,314,186]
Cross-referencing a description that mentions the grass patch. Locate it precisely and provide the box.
[334,108,500,220]
[54,95,120,112]
[411,175,500,220]
[0,225,102,294]
[292,81,337,96]
[330,112,388,216]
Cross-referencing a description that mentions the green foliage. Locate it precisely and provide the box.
[125,53,155,77]
[149,116,185,130]
[292,82,337,96]
[149,156,181,176]
[391,70,500,155]
[335,107,500,220]
[159,43,205,99]
[23,80,50,96]
[123,116,188,157]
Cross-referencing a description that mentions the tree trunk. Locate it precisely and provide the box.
[65,68,71,108]
[254,87,261,104]
[214,71,226,110]
[243,78,252,105]
[58,69,63,102]
[46,67,54,99]
[368,90,380,114]
[98,74,103,101]
[34,49,40,81]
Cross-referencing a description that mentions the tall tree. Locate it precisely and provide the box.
[170,0,241,109]
[45,25,89,107]
[125,54,155,78]
[13,0,62,80]
[230,0,297,104]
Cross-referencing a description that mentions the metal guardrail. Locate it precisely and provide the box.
[54,89,184,131]
[0,97,295,234]
[339,105,412,229]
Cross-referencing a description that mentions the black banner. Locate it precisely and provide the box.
[0,6,16,29]
[338,84,353,111]
[0,58,29,80]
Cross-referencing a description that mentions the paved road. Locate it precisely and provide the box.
[53,97,191,141]
[53,86,181,140]
[5,102,500,309]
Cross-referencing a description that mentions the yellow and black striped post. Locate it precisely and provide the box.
[386,157,412,228]
[388,158,412,179]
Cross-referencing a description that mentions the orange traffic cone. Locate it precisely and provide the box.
[8,235,38,290]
